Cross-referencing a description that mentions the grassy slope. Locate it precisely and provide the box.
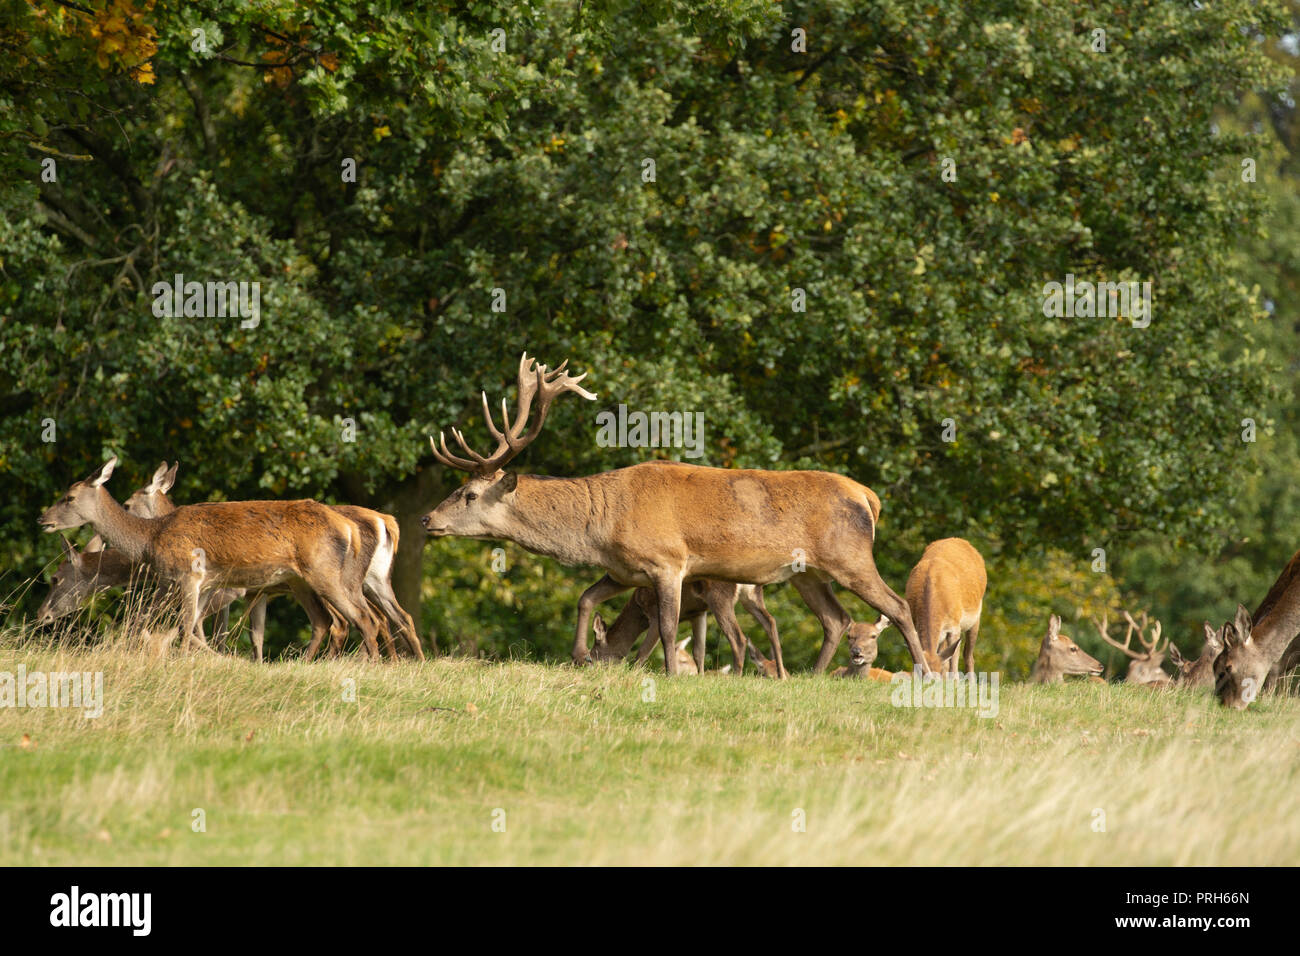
[1,641,1297,866]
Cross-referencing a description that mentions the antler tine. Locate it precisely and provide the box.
[1097,612,1143,659]
[430,432,480,472]
[450,426,493,465]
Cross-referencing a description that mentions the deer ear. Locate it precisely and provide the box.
[89,455,118,487]
[592,615,607,644]
[1047,614,1061,639]
[499,470,518,493]
[877,615,891,631]
[1233,604,1253,645]
[162,462,179,493]
[84,534,105,553]
[59,533,78,562]
[1169,644,1185,665]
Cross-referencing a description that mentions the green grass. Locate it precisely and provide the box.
[1,635,1298,865]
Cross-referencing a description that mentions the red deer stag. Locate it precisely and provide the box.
[38,457,381,658]
[421,353,927,676]
[1095,611,1171,687]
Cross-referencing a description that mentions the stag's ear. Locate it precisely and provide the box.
[499,470,518,494]
[1233,604,1253,645]
[85,535,104,554]
[89,455,118,487]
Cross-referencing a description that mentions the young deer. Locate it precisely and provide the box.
[423,352,929,676]
[1030,615,1104,683]
[589,578,784,676]
[592,615,698,674]
[126,462,423,662]
[1169,623,1225,689]
[836,614,895,680]
[904,538,987,675]
[39,457,381,658]
[1095,611,1171,686]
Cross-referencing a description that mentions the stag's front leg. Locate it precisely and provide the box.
[574,575,631,665]
[652,574,685,676]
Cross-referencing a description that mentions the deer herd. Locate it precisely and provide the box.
[30,352,1300,711]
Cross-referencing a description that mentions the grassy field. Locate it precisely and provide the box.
[1,633,1298,866]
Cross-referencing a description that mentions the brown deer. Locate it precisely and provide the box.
[1095,611,1171,686]
[837,614,894,679]
[1168,623,1224,689]
[125,462,422,661]
[588,578,784,676]
[901,538,987,675]
[591,615,698,674]
[38,456,381,658]
[1029,615,1104,683]
[422,353,928,676]
[1216,549,1300,708]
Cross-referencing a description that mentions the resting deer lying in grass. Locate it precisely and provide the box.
[836,614,896,680]
[595,616,702,676]
[1169,623,1224,689]
[1096,611,1171,686]
[422,353,929,676]
[1030,615,1104,683]
[39,456,381,658]
[903,538,986,675]
[125,462,421,662]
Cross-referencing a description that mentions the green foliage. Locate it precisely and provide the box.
[0,0,1292,663]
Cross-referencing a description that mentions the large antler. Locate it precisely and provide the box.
[430,352,597,476]
[1095,610,1165,660]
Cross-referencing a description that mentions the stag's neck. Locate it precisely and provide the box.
[88,486,157,564]
[1254,600,1300,658]
[494,476,607,567]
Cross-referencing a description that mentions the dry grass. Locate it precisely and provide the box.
[1,621,1297,865]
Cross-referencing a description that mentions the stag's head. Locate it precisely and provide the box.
[846,615,890,668]
[1096,610,1170,685]
[38,457,118,533]
[422,353,596,539]
[124,461,177,517]
[1037,614,1104,681]
[35,535,105,624]
[1215,605,1269,710]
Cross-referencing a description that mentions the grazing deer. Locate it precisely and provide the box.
[902,538,987,675]
[126,462,423,662]
[37,533,242,642]
[1169,623,1225,689]
[1095,611,1171,686]
[1216,549,1300,708]
[1029,615,1104,683]
[38,456,382,658]
[422,353,928,676]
